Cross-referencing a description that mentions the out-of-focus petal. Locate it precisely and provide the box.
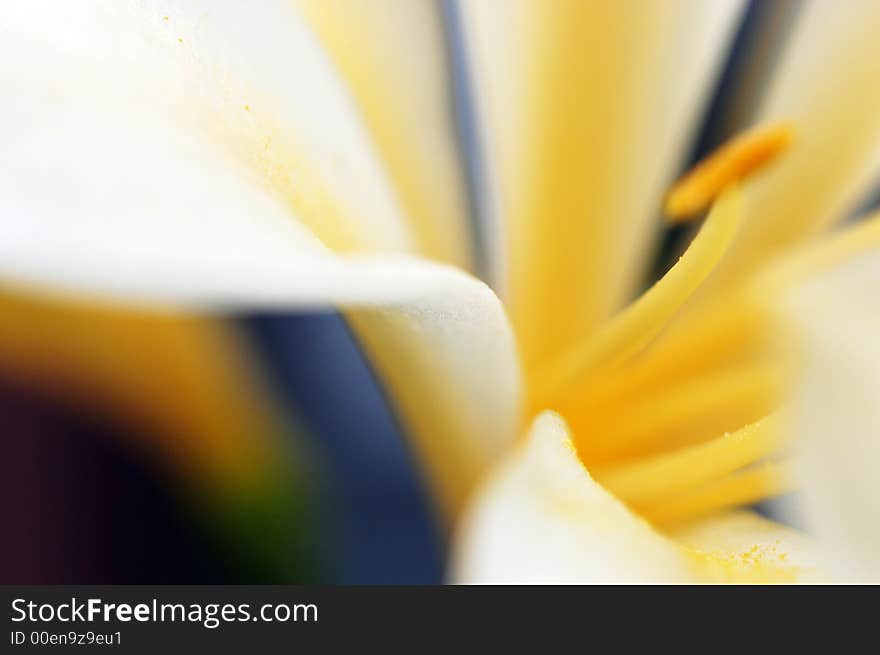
[712,0,880,286]
[460,0,744,372]
[781,252,880,582]
[295,0,473,268]
[453,413,689,583]
[0,291,320,581]
[695,0,803,145]
[2,250,521,516]
[0,291,287,486]
[1,0,414,258]
[0,1,521,514]
[453,411,820,583]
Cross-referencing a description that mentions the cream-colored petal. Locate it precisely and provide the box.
[0,94,519,513]
[0,63,519,511]
[0,1,520,515]
[453,412,689,583]
[3,250,522,517]
[782,252,880,582]
[667,510,823,582]
[712,0,880,286]
[453,411,820,583]
[295,0,473,268]
[1,0,415,258]
[460,0,744,371]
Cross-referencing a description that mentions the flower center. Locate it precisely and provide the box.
[533,123,798,527]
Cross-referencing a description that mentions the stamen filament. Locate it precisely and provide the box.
[572,360,784,464]
[594,415,786,506]
[599,292,765,404]
[531,186,743,410]
[640,460,796,525]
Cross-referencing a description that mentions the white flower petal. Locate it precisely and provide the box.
[1,229,523,517]
[0,242,522,516]
[782,252,880,582]
[3,251,522,517]
[295,0,473,268]
[1,0,415,264]
[0,1,521,513]
[454,411,820,583]
[453,412,694,584]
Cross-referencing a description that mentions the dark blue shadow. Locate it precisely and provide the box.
[246,313,444,584]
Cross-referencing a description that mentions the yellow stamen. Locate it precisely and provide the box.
[531,186,743,409]
[609,291,766,402]
[565,291,765,426]
[572,360,784,464]
[665,123,794,221]
[595,415,786,506]
[641,460,796,525]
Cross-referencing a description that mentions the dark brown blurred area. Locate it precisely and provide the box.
[0,379,225,583]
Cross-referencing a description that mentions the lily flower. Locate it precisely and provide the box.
[3,0,880,583]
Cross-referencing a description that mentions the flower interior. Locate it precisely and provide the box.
[530,125,803,528]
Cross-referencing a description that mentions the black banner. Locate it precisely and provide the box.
[0,585,872,651]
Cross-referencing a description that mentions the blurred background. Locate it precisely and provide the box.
[2,0,879,585]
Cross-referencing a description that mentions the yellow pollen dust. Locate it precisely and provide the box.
[665,123,795,222]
